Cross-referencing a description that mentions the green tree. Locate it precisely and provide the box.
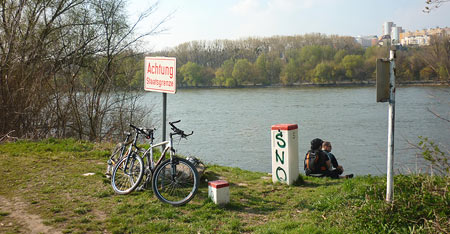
[255,53,269,84]
[213,68,226,86]
[222,59,235,79]
[180,62,203,86]
[332,63,346,82]
[213,59,235,86]
[266,54,283,84]
[225,78,237,87]
[341,55,364,80]
[299,45,324,69]
[232,59,252,85]
[201,67,215,86]
[280,60,299,85]
[295,45,336,82]
[313,62,333,83]
[334,50,347,63]
[255,53,283,85]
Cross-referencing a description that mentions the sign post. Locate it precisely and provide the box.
[144,57,177,142]
[376,49,396,202]
[386,49,396,202]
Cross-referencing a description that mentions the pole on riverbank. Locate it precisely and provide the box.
[162,93,167,144]
[386,49,396,203]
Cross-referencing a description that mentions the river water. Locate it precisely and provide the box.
[141,86,449,176]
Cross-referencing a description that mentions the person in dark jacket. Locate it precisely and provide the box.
[322,141,343,173]
[304,138,334,177]
[322,141,353,179]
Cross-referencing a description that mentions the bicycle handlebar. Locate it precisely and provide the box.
[169,120,193,138]
[129,124,155,139]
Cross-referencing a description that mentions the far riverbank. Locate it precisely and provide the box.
[176,80,449,89]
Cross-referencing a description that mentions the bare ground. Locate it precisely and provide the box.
[0,195,61,234]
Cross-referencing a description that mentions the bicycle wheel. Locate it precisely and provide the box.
[152,157,199,206]
[106,143,126,178]
[111,153,144,195]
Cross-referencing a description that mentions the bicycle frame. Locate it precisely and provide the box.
[123,128,175,176]
[107,132,133,176]
[140,134,175,174]
[122,131,143,175]
[119,133,133,161]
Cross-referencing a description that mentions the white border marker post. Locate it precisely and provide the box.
[271,124,299,185]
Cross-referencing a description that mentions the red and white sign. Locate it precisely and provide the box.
[144,57,176,93]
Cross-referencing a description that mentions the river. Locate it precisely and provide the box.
[141,86,449,176]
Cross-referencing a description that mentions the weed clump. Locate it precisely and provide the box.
[352,174,449,233]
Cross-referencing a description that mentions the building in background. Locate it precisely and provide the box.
[382,22,394,36]
[381,21,403,45]
[354,22,448,48]
[355,35,379,48]
[400,27,450,46]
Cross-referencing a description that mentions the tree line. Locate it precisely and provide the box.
[1,0,448,140]
[150,34,450,87]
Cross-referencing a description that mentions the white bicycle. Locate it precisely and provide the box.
[111,120,199,206]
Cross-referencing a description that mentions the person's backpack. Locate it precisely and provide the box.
[304,150,320,174]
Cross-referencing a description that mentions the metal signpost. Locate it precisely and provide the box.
[144,57,177,142]
[376,49,396,202]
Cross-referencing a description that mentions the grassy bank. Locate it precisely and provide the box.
[0,139,448,234]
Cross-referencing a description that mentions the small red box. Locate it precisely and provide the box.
[208,180,229,189]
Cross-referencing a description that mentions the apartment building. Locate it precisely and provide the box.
[382,21,403,45]
[400,27,450,46]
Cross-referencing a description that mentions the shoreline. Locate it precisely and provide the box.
[177,80,449,89]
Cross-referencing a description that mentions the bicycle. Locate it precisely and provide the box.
[111,120,199,206]
[105,131,133,179]
[110,126,149,195]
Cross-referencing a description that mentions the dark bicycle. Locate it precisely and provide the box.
[105,131,133,179]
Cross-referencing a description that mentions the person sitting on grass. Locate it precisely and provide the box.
[304,138,353,179]
[322,141,353,179]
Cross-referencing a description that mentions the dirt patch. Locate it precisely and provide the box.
[0,195,61,234]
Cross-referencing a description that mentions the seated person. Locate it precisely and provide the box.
[323,141,353,179]
[322,141,344,174]
[304,138,353,179]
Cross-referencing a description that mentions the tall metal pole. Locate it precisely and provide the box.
[162,93,167,144]
[386,49,396,202]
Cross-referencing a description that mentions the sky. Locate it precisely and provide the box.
[127,0,450,51]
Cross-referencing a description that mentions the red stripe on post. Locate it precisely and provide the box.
[271,124,298,131]
[208,180,229,189]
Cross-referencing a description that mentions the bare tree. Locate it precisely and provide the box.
[424,0,450,13]
[0,0,87,138]
[0,0,168,141]
[420,35,450,82]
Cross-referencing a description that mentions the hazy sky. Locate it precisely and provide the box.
[127,0,450,51]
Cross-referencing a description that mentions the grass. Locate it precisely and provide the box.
[0,139,448,233]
